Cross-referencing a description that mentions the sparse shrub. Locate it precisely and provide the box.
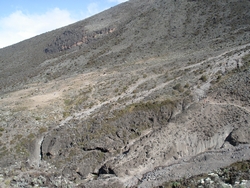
[133,89,139,93]
[27,133,35,140]
[184,83,190,88]
[5,180,10,186]
[173,83,184,92]
[122,86,128,92]
[200,75,207,82]
[242,54,250,67]
[64,99,72,106]
[216,70,223,75]
[63,111,70,118]
[210,80,216,84]
[35,117,41,121]
[184,89,191,96]
[172,181,181,188]
[39,127,48,134]
[172,90,178,95]
[173,83,181,90]
[217,75,221,81]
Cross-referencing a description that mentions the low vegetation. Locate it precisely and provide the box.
[159,160,250,188]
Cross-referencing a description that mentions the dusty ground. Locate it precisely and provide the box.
[0,42,249,187]
[0,0,250,187]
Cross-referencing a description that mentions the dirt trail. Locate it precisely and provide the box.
[59,74,178,126]
[204,99,250,114]
[57,43,250,128]
[180,43,250,71]
[58,43,250,127]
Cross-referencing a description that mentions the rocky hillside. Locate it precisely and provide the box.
[0,0,250,187]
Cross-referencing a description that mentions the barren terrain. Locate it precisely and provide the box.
[0,0,250,187]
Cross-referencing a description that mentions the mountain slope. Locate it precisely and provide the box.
[1,0,249,93]
[0,0,250,187]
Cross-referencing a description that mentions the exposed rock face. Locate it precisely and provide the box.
[227,127,250,146]
[44,27,116,53]
[28,136,44,167]
[0,0,250,187]
[39,100,177,179]
[96,101,250,180]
